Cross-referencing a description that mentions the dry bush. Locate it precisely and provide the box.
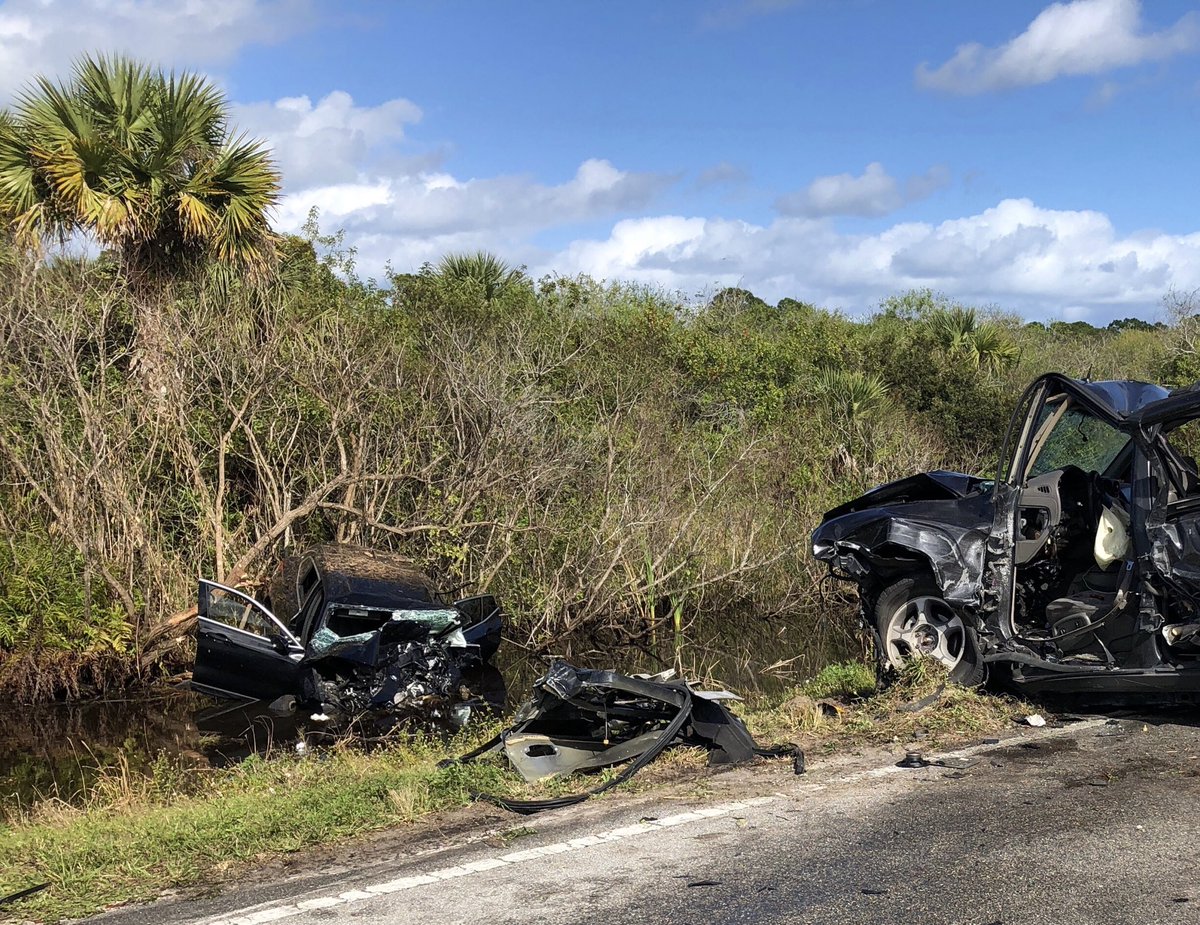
[0,253,1024,701]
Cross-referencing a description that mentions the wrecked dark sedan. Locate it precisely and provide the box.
[192,545,503,726]
[812,373,1200,696]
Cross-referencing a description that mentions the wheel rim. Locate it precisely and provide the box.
[882,595,965,672]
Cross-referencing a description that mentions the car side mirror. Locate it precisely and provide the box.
[268,632,291,655]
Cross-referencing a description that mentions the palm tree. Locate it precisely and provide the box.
[436,251,525,303]
[0,54,279,279]
[815,367,890,426]
[927,305,1019,374]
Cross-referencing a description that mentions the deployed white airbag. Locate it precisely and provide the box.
[1094,504,1130,568]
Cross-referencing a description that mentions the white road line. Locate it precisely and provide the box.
[202,796,777,925]
[200,725,1104,925]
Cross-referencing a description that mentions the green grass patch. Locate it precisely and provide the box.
[1,661,1033,923]
[799,660,878,700]
[0,726,616,923]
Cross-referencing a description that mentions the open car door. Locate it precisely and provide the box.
[985,375,1140,642]
[193,579,305,701]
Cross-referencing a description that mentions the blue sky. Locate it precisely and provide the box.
[3,0,1200,321]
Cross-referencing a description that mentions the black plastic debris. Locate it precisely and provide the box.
[443,661,798,814]
[931,756,975,770]
[0,883,48,906]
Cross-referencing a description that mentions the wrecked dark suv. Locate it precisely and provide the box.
[192,545,503,725]
[813,373,1200,696]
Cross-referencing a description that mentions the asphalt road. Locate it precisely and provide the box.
[95,714,1200,925]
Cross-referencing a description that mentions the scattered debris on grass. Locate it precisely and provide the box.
[740,658,1034,750]
[0,656,1032,923]
[444,661,798,814]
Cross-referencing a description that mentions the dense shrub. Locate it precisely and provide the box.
[0,233,1179,700]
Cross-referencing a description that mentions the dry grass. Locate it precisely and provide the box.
[741,658,1034,752]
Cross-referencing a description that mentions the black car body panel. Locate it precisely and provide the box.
[813,482,994,605]
[813,373,1200,698]
[820,470,990,521]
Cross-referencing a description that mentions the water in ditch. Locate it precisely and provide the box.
[0,604,860,820]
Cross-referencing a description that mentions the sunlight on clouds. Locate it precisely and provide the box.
[264,143,679,239]
[917,0,1200,94]
[775,163,950,218]
[549,199,1200,321]
[233,91,422,187]
[274,182,392,227]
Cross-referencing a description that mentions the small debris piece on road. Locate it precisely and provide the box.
[897,751,928,769]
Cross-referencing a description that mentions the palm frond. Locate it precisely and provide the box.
[437,251,525,302]
[815,367,890,423]
[2,53,281,276]
[965,323,1020,374]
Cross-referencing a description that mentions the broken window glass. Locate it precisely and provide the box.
[206,586,273,637]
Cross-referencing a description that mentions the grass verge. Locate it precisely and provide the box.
[1,662,1032,923]
[741,657,1034,750]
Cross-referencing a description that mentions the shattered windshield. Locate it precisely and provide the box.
[1027,403,1129,479]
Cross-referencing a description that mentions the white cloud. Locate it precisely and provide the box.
[232,85,676,271]
[917,0,1200,94]
[775,162,950,217]
[0,0,310,97]
[273,157,678,237]
[549,198,1200,322]
[232,92,423,187]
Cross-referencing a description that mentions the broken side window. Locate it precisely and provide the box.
[1163,419,1200,498]
[206,586,275,638]
[297,561,320,603]
[297,586,326,643]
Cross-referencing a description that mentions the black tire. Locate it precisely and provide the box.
[872,576,986,687]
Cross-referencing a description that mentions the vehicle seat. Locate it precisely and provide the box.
[1044,591,1117,654]
[1045,591,1115,626]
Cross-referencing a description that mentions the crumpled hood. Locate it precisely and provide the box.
[820,470,989,523]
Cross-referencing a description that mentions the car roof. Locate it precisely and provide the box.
[1037,373,1171,419]
[320,573,437,608]
[300,545,437,605]
[1129,381,1200,428]
[1035,373,1200,429]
